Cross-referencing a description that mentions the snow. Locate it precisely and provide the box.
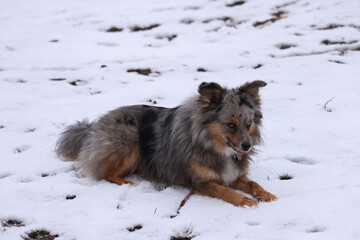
[1,0,360,239]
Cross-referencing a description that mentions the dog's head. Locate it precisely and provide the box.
[198,81,266,157]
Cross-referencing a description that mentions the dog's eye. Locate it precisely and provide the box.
[246,121,252,130]
[226,122,237,129]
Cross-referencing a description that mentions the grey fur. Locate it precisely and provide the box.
[55,120,93,161]
[55,81,266,188]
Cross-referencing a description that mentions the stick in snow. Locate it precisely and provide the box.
[324,97,335,112]
[170,190,194,218]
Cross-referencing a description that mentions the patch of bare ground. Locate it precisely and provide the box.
[313,23,360,31]
[22,229,59,240]
[203,16,234,24]
[226,1,246,7]
[170,228,197,240]
[276,43,297,49]
[68,79,87,86]
[253,16,287,28]
[321,39,358,45]
[1,219,25,228]
[271,44,360,58]
[130,24,160,32]
[156,34,177,41]
[180,18,194,24]
[106,26,123,32]
[275,0,300,9]
[127,224,143,232]
[127,68,152,76]
[196,67,208,72]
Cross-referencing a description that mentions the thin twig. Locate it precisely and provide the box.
[170,189,194,218]
[177,190,194,214]
[324,97,335,112]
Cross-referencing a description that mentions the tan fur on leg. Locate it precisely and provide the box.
[105,175,136,186]
[232,176,277,202]
[100,146,138,186]
[195,182,258,207]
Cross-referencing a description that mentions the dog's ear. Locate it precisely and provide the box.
[198,82,224,109]
[240,80,267,105]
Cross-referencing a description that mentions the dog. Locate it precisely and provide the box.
[56,81,277,207]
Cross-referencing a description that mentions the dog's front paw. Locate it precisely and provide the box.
[255,191,277,202]
[237,196,258,207]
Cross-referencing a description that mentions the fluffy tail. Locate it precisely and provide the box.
[55,120,93,161]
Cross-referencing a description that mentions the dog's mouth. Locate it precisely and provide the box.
[232,147,248,156]
[227,138,249,157]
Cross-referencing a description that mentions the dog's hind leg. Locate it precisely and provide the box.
[231,175,277,202]
[79,110,140,185]
[100,146,139,186]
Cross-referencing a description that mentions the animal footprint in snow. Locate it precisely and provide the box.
[286,156,316,165]
[25,128,36,133]
[14,145,30,153]
[307,225,326,233]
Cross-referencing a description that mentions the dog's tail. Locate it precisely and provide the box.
[55,120,93,161]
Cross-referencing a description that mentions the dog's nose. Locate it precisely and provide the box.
[241,142,251,152]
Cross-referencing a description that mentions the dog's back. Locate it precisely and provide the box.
[55,81,277,207]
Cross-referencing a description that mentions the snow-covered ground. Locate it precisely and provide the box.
[1,0,360,239]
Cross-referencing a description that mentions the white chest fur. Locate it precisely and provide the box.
[221,157,240,186]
